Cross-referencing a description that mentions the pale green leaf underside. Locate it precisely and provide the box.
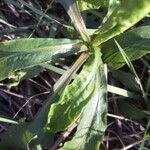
[0,38,87,80]
[102,26,150,70]
[61,66,107,150]
[45,49,102,132]
[92,0,150,46]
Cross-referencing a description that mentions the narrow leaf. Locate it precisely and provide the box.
[140,121,150,150]
[108,85,142,100]
[0,53,86,149]
[43,62,142,101]
[115,40,149,109]
[101,26,150,70]
[0,38,87,80]
[0,116,18,124]
[118,101,148,120]
[57,0,90,42]
[61,65,107,150]
[112,70,140,92]
[45,48,102,132]
[92,0,150,46]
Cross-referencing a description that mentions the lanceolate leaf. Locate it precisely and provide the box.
[57,0,90,42]
[112,70,140,92]
[92,0,150,46]
[45,48,102,132]
[61,65,107,150]
[115,40,149,109]
[0,38,87,80]
[101,26,150,70]
[118,100,148,120]
[0,54,86,149]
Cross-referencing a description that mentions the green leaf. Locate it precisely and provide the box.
[45,48,102,132]
[43,62,143,101]
[60,66,107,150]
[101,26,150,70]
[0,111,55,150]
[57,0,90,42]
[77,0,101,11]
[43,60,142,101]
[115,40,149,109]
[112,70,140,92]
[140,121,150,150]
[0,38,87,80]
[92,0,150,46]
[102,0,120,23]
[43,61,143,101]
[0,54,85,149]
[118,100,148,120]
[8,66,41,86]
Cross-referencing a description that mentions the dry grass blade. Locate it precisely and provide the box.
[0,116,18,124]
[122,137,150,150]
